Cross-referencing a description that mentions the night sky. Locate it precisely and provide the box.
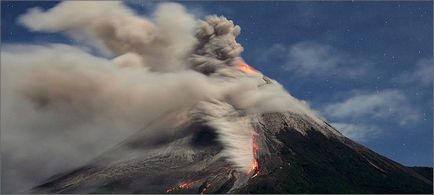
[2,1,432,167]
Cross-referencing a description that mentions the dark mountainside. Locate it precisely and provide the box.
[409,167,433,182]
[32,112,433,194]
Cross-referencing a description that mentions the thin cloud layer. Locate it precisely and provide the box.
[323,90,420,125]
[260,41,369,78]
[394,57,433,86]
[321,90,420,142]
[331,122,381,142]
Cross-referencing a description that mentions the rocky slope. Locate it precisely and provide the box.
[31,112,432,193]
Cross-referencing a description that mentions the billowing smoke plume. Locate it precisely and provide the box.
[1,1,325,193]
[190,15,243,74]
[18,1,197,72]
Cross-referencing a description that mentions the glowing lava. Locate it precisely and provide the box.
[238,62,257,74]
[248,129,260,178]
[166,180,201,193]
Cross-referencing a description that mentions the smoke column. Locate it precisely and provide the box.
[1,1,325,193]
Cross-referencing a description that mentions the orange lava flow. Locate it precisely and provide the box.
[248,129,260,178]
[238,62,257,74]
[166,180,201,193]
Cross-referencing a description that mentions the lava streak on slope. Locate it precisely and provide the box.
[238,62,262,178]
[248,129,260,178]
[166,180,202,193]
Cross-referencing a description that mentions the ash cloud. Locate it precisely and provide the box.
[1,44,219,192]
[18,1,197,72]
[2,1,326,193]
[190,15,243,74]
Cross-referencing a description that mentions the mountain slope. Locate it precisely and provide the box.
[409,167,433,182]
[31,112,432,194]
[240,113,432,193]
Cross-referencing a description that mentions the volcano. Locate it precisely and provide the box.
[3,2,432,194]
[30,82,432,194]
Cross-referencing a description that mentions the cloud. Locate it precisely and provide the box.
[320,89,421,142]
[331,122,381,142]
[323,89,420,126]
[259,41,369,79]
[393,57,433,86]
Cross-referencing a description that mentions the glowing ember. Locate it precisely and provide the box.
[166,180,201,193]
[238,62,257,74]
[248,129,260,177]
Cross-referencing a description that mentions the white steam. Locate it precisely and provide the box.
[192,99,255,172]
